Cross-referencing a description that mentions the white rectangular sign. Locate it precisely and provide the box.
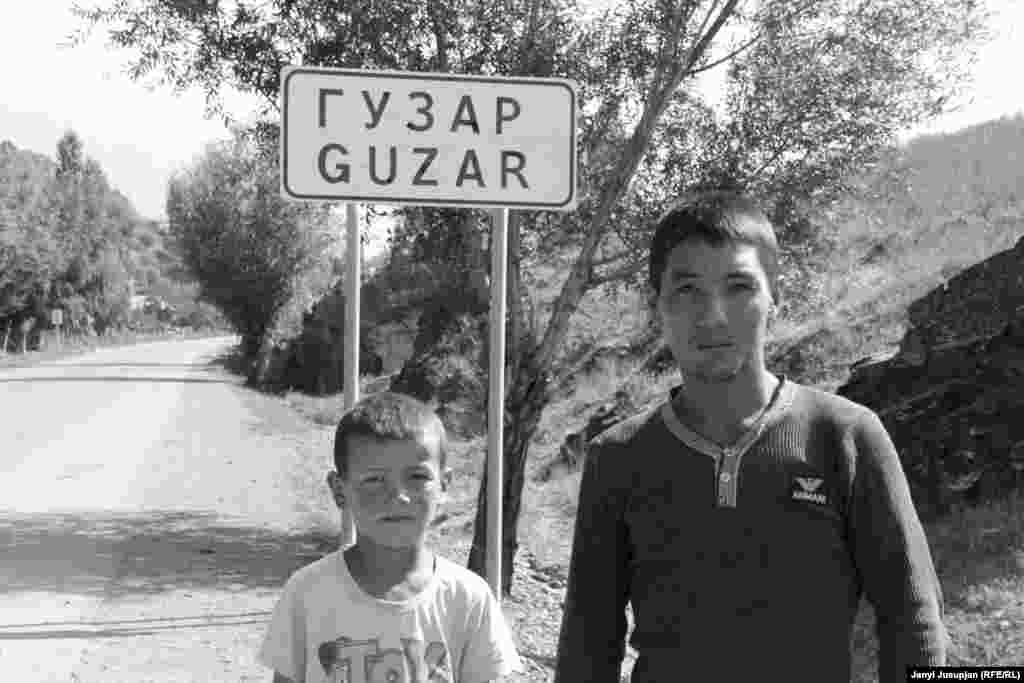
[280,66,578,210]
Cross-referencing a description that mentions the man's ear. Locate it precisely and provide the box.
[326,471,345,508]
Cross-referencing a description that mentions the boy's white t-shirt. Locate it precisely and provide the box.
[258,550,522,683]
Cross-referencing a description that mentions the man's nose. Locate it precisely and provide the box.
[696,293,728,325]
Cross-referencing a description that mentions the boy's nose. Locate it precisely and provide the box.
[385,482,412,503]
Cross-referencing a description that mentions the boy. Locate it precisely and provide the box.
[259,391,522,683]
[554,191,947,683]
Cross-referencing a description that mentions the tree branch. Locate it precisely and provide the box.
[749,136,794,181]
[692,0,722,50]
[428,2,449,70]
[591,258,644,287]
[682,0,741,80]
[590,250,633,269]
[687,29,761,76]
[550,343,606,390]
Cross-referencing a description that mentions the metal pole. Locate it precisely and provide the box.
[341,202,360,548]
[487,207,508,601]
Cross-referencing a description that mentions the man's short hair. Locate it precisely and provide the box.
[333,391,448,478]
[648,190,780,302]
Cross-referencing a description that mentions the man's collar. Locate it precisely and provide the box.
[663,374,795,451]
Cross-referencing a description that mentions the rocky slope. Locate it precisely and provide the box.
[837,234,1024,516]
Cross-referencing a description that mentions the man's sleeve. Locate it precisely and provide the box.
[554,440,631,683]
[257,577,306,682]
[847,409,948,683]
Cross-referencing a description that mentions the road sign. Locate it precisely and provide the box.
[50,309,63,326]
[280,66,578,209]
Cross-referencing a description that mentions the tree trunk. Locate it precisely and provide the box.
[467,363,549,596]
[1,320,10,354]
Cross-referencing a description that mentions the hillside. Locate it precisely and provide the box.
[766,114,1024,392]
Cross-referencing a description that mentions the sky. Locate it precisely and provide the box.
[1,0,1022,224]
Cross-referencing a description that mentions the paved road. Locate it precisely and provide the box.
[0,337,339,682]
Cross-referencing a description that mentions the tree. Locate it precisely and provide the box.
[52,132,142,337]
[165,125,336,357]
[2,134,170,343]
[1,143,62,338]
[56,130,84,179]
[75,0,990,593]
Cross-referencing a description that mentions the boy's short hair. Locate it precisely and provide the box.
[333,392,448,478]
[648,190,780,303]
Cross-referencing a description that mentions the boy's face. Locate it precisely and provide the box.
[328,433,449,549]
[656,237,774,384]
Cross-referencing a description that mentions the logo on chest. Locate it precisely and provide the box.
[790,475,828,506]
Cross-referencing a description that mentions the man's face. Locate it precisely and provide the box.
[328,434,448,549]
[656,238,774,384]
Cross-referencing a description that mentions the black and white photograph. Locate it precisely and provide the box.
[1,1,1021,681]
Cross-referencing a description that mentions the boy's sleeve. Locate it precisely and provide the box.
[847,409,948,683]
[554,440,631,683]
[458,581,523,683]
[258,575,306,682]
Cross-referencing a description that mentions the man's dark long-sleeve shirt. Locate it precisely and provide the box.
[554,377,947,683]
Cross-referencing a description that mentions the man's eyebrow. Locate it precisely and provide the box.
[666,269,758,279]
[667,269,699,279]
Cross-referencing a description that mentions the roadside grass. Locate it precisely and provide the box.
[0,327,234,370]
[928,493,1024,665]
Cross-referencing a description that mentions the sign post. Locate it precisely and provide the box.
[487,207,508,599]
[281,66,577,600]
[50,309,63,350]
[341,202,360,548]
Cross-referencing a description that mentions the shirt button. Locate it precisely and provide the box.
[720,472,732,483]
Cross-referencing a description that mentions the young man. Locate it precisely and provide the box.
[554,192,947,683]
[258,391,522,683]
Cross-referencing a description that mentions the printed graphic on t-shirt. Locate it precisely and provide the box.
[317,636,453,683]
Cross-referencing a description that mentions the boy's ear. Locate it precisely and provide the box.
[326,471,345,508]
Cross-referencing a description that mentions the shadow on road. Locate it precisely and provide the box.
[0,510,337,601]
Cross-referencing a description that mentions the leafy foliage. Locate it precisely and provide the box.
[0,133,190,345]
[165,125,337,355]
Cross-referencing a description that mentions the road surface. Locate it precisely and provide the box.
[0,337,340,682]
